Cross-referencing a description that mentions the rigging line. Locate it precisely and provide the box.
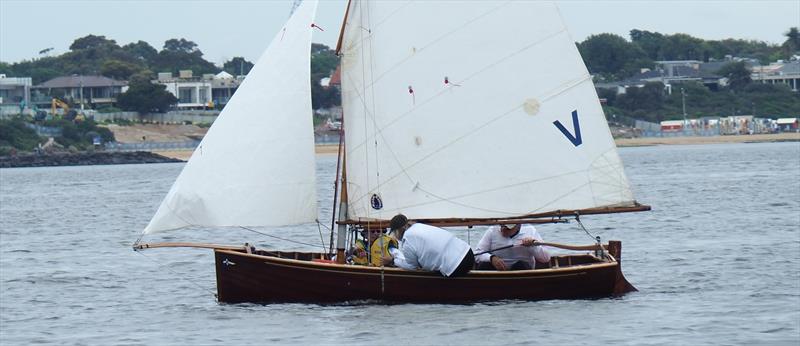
[135,250,217,298]
[316,221,329,255]
[574,216,604,253]
[358,0,373,220]
[132,232,145,247]
[343,26,572,156]
[341,0,412,54]
[366,0,383,212]
[238,226,320,248]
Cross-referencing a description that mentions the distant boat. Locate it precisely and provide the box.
[134,0,649,303]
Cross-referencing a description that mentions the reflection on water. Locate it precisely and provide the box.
[1,142,798,344]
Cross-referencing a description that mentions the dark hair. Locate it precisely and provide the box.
[389,214,408,231]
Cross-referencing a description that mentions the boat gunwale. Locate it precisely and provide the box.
[214,249,618,277]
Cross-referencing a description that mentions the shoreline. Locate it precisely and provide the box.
[5,133,791,165]
[152,133,800,160]
[614,132,800,147]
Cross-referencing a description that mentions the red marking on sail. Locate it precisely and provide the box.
[444,76,461,87]
[311,23,325,31]
[408,86,415,105]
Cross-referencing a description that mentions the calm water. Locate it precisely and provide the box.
[1,142,799,345]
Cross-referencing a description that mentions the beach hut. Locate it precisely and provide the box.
[776,118,799,132]
[660,120,684,132]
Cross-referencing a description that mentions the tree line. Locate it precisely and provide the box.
[0,35,340,112]
[585,28,800,123]
[1,28,798,121]
[579,27,799,80]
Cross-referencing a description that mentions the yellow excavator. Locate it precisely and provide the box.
[51,98,84,122]
[51,98,69,117]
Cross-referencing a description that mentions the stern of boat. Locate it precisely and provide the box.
[608,240,637,295]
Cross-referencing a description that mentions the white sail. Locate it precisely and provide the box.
[143,0,319,233]
[340,1,635,221]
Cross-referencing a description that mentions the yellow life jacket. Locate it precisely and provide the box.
[351,235,398,266]
[351,240,369,265]
[368,235,398,267]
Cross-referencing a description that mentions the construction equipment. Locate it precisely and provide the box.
[50,98,84,122]
[51,98,69,117]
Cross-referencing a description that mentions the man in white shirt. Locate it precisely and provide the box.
[382,214,474,277]
[474,224,550,270]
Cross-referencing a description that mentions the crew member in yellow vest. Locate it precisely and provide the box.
[351,226,398,267]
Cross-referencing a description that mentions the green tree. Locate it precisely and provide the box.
[717,62,752,91]
[116,81,177,113]
[616,82,665,118]
[630,29,666,60]
[222,57,254,76]
[0,118,42,151]
[578,34,651,79]
[100,59,144,80]
[783,27,800,55]
[660,33,708,61]
[310,43,341,109]
[122,40,158,62]
[163,38,199,53]
[69,35,118,50]
[311,81,340,110]
[152,38,218,75]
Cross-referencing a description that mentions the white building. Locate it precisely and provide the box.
[0,74,32,107]
[155,70,213,109]
[155,70,243,110]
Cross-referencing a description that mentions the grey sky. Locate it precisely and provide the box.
[1,0,798,65]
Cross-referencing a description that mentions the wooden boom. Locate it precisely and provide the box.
[133,242,249,252]
[339,204,651,228]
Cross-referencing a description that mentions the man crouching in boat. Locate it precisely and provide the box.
[381,214,474,277]
[350,226,398,267]
[474,224,551,271]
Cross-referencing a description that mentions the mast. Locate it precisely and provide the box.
[334,0,352,55]
[333,0,352,264]
[334,145,349,264]
[328,128,343,256]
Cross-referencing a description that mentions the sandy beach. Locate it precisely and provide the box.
[153,144,340,161]
[150,133,799,161]
[614,132,800,147]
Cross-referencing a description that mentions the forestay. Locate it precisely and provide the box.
[143,0,319,234]
[340,1,635,221]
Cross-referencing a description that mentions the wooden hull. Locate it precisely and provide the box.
[214,249,636,304]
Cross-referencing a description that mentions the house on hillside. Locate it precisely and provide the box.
[752,61,800,92]
[315,66,342,120]
[210,71,243,108]
[31,75,128,109]
[596,58,759,95]
[0,74,32,115]
[155,70,243,110]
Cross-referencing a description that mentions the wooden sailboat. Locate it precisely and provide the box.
[134,0,650,304]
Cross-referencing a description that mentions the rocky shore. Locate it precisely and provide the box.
[0,151,183,168]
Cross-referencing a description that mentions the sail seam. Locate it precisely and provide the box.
[360,1,513,89]
[345,26,571,156]
[348,72,589,207]
[350,149,630,216]
[342,0,413,55]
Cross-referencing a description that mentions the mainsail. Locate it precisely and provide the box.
[143,0,319,233]
[339,1,635,221]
